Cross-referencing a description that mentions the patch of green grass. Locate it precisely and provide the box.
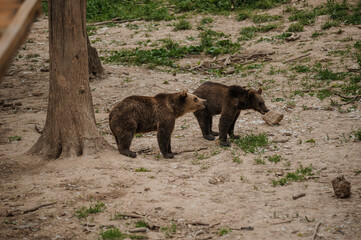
[104,29,241,67]
[171,0,288,13]
[174,19,192,31]
[311,30,324,38]
[292,65,311,73]
[274,32,292,40]
[254,157,265,165]
[135,220,149,228]
[252,14,282,23]
[239,24,278,40]
[315,68,344,81]
[135,133,143,138]
[8,136,22,142]
[233,133,269,154]
[288,9,317,25]
[135,168,151,172]
[100,228,125,240]
[287,22,304,32]
[200,17,214,25]
[268,155,282,163]
[321,20,340,30]
[218,227,231,236]
[100,228,145,240]
[272,164,314,186]
[317,89,332,100]
[354,40,361,51]
[87,0,173,22]
[237,10,252,21]
[74,201,106,219]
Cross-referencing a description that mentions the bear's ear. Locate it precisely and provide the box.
[180,89,188,98]
[248,90,255,97]
[258,88,263,94]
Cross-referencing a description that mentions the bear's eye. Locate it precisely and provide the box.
[259,102,263,107]
[194,98,198,102]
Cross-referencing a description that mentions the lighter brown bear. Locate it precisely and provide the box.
[109,90,206,159]
[193,81,269,146]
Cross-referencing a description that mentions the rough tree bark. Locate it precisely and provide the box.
[28,0,110,159]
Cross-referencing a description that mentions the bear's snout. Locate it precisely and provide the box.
[260,107,269,115]
[200,99,207,109]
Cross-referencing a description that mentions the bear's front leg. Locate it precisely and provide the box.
[228,111,241,139]
[219,111,236,146]
[157,120,175,159]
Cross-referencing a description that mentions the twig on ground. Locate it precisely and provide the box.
[284,53,311,63]
[312,222,322,240]
[178,147,208,154]
[23,201,57,214]
[269,219,293,225]
[87,18,143,26]
[120,213,143,219]
[231,226,254,231]
[186,221,209,226]
[292,193,306,200]
[334,94,360,106]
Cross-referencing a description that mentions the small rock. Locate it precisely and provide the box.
[286,33,300,41]
[129,227,147,233]
[224,67,235,74]
[347,64,360,72]
[262,111,284,125]
[275,170,284,176]
[209,179,217,185]
[331,175,351,198]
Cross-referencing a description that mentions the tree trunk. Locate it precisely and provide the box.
[28,0,110,159]
[87,36,104,79]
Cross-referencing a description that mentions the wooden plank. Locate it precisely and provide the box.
[0,0,41,79]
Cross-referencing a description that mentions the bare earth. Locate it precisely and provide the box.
[0,1,360,239]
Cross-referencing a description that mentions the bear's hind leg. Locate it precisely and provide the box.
[194,111,215,141]
[116,129,136,158]
[209,117,219,136]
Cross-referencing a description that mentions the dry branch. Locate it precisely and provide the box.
[87,18,143,26]
[186,221,209,226]
[292,193,306,200]
[312,222,322,240]
[269,219,293,225]
[284,53,311,63]
[23,201,57,214]
[178,147,208,154]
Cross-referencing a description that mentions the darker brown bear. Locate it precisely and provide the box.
[109,90,206,159]
[193,81,269,146]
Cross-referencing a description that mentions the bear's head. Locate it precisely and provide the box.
[247,88,269,114]
[179,89,206,115]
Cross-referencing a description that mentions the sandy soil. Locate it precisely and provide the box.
[0,1,360,239]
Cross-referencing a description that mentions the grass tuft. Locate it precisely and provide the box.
[272,164,314,186]
[74,201,106,219]
[233,133,268,154]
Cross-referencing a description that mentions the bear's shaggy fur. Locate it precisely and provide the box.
[193,81,269,146]
[109,90,206,158]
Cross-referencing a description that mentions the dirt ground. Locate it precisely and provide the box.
[0,1,360,239]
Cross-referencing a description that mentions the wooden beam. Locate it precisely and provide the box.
[0,0,41,80]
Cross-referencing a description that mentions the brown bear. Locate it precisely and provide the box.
[109,90,206,159]
[193,81,269,146]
